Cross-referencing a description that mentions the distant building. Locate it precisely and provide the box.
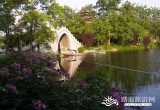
[80,7,92,24]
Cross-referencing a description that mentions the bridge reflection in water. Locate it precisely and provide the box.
[59,55,84,77]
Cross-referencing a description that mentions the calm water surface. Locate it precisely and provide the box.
[60,49,160,110]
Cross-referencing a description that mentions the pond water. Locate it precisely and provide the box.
[60,49,160,110]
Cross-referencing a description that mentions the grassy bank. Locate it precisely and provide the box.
[78,43,159,53]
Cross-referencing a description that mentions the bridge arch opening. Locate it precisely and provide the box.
[58,33,70,53]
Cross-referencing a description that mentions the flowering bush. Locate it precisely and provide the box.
[109,87,124,109]
[0,53,70,109]
[0,53,142,110]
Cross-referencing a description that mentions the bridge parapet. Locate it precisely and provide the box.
[54,26,83,53]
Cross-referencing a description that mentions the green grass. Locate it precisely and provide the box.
[112,45,145,51]
[78,47,94,53]
[0,36,5,48]
[78,44,146,53]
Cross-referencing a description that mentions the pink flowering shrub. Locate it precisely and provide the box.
[0,53,70,109]
[0,53,142,110]
[109,87,144,110]
[32,100,46,110]
[0,53,111,110]
[109,87,125,109]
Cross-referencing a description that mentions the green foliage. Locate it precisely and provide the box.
[86,19,109,45]
[98,45,112,50]
[154,42,160,47]
[0,0,17,54]
[21,5,55,43]
[96,0,121,15]
[111,45,145,51]
[78,45,146,53]
[0,36,5,48]
[1,0,160,51]
[0,53,70,109]
[48,3,85,39]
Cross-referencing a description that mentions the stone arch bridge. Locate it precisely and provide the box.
[22,27,83,54]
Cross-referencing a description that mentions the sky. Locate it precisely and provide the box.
[56,0,160,10]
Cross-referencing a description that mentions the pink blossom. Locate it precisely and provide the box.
[76,98,82,105]
[57,69,70,77]
[27,58,32,64]
[80,81,89,88]
[16,76,24,80]
[37,100,42,103]
[0,67,10,77]
[47,60,55,66]
[44,68,54,73]
[109,87,120,95]
[11,62,21,71]
[42,104,46,109]
[32,100,46,110]
[33,55,39,59]
[8,85,18,93]
[75,79,81,83]
[113,92,121,103]
[22,67,32,73]
[39,77,47,84]
[39,57,46,61]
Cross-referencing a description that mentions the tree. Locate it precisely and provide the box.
[80,33,95,47]
[116,1,148,45]
[47,2,85,39]
[86,19,111,46]
[20,0,55,52]
[149,7,160,39]
[95,0,121,17]
[104,10,119,45]
[47,2,65,27]
[13,24,23,50]
[66,12,85,39]
[94,0,121,45]
[0,0,17,55]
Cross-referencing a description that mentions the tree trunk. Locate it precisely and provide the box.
[5,29,9,56]
[29,26,33,53]
[18,33,21,51]
[107,35,111,46]
[97,41,100,46]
